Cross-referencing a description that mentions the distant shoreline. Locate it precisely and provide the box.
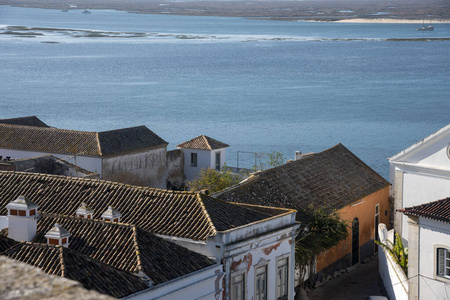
[334,18,450,24]
[1,2,450,24]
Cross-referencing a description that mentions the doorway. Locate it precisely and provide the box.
[352,218,360,266]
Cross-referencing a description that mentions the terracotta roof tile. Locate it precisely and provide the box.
[0,171,276,241]
[25,213,215,285]
[213,144,389,223]
[399,197,450,224]
[177,135,229,150]
[0,116,49,127]
[0,239,149,298]
[0,124,167,156]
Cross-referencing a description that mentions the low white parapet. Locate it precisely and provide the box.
[378,224,408,300]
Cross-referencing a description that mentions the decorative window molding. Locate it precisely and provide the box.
[276,254,289,300]
[434,244,450,283]
[447,144,450,159]
[231,271,246,300]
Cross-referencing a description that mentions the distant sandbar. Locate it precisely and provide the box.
[334,18,450,24]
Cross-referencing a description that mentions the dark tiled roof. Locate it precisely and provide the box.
[0,124,167,156]
[177,135,229,150]
[0,171,277,241]
[29,214,215,285]
[0,235,18,252]
[0,116,49,127]
[98,126,168,155]
[0,240,148,298]
[213,144,389,223]
[399,197,450,224]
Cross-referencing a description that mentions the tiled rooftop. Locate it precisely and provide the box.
[0,237,149,298]
[213,144,389,223]
[0,124,167,156]
[177,135,229,150]
[0,116,49,128]
[0,171,280,241]
[399,197,450,224]
[26,213,216,285]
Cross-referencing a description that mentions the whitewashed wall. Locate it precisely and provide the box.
[102,147,167,188]
[400,171,450,243]
[0,149,102,177]
[417,218,450,299]
[181,148,226,182]
[123,264,223,300]
[378,224,408,300]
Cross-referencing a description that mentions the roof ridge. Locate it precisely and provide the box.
[99,125,147,134]
[0,122,98,134]
[201,135,212,150]
[197,194,218,235]
[0,170,201,194]
[41,212,135,227]
[131,226,145,275]
[95,132,103,156]
[58,246,66,278]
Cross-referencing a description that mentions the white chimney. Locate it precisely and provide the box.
[6,195,39,242]
[76,202,94,219]
[101,206,122,223]
[295,151,302,160]
[45,223,71,247]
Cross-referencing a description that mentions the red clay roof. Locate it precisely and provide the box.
[177,135,229,150]
[399,197,450,224]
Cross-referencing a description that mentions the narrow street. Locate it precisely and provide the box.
[306,257,387,300]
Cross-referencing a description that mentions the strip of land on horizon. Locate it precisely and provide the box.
[1,0,449,23]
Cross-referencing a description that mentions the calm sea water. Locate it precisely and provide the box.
[1,6,449,178]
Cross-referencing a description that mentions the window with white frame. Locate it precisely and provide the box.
[437,248,450,278]
[255,265,267,300]
[231,273,245,300]
[276,257,288,300]
[190,153,197,167]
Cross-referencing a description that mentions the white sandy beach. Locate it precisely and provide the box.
[335,18,450,24]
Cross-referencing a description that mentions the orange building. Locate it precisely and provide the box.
[214,144,390,284]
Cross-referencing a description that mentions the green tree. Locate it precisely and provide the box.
[375,233,408,275]
[266,151,286,169]
[295,208,349,286]
[186,167,241,193]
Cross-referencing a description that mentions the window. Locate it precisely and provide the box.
[190,153,198,167]
[215,152,221,171]
[276,257,288,300]
[231,273,245,300]
[48,238,59,245]
[30,209,36,216]
[255,265,267,300]
[10,209,18,216]
[437,248,450,278]
[18,210,26,216]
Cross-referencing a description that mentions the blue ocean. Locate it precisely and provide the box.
[1,6,449,178]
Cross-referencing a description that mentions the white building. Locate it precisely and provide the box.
[389,124,450,244]
[399,197,450,300]
[0,117,169,188]
[177,135,229,182]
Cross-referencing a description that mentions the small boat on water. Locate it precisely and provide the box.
[417,19,434,31]
[82,9,91,14]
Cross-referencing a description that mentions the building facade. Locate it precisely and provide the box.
[389,124,450,245]
[177,135,229,182]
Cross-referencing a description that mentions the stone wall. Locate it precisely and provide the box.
[0,256,114,300]
[166,149,185,190]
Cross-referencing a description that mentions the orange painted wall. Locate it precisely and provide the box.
[316,186,389,271]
